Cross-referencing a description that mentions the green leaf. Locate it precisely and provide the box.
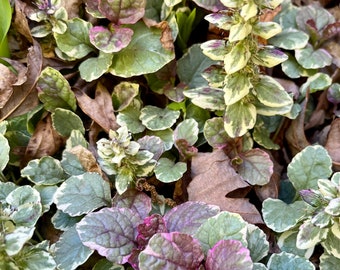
[117,106,145,134]
[154,158,187,183]
[0,133,9,171]
[224,41,251,74]
[323,230,340,259]
[281,53,317,79]
[204,117,230,148]
[37,67,77,112]
[194,211,248,253]
[54,18,94,59]
[177,43,217,88]
[277,230,314,258]
[16,241,57,270]
[267,252,315,270]
[297,220,328,249]
[140,105,180,131]
[34,185,58,213]
[224,72,252,105]
[253,22,282,40]
[183,86,225,111]
[109,21,175,77]
[0,0,11,57]
[4,226,35,256]
[65,129,88,150]
[54,173,111,216]
[320,252,340,269]
[299,73,332,96]
[52,210,82,231]
[224,100,256,138]
[237,148,273,186]
[146,129,174,151]
[112,81,140,111]
[0,181,17,201]
[76,207,142,263]
[21,156,66,185]
[246,224,269,262]
[79,51,113,82]
[6,186,42,227]
[262,199,308,232]
[287,145,332,191]
[51,108,85,137]
[269,29,309,50]
[255,75,293,107]
[174,118,199,146]
[54,226,94,270]
[296,45,332,69]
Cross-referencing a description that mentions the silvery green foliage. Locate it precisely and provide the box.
[263,145,340,263]
[97,126,156,194]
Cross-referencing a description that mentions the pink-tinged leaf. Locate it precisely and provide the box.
[89,25,133,53]
[76,207,142,264]
[136,214,168,248]
[112,189,152,219]
[163,201,220,234]
[139,232,204,270]
[206,239,253,270]
[237,148,274,186]
[98,0,146,24]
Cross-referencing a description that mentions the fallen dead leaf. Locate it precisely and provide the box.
[0,64,18,108]
[187,149,263,224]
[285,98,310,156]
[67,145,102,175]
[21,114,64,167]
[0,40,42,120]
[325,118,340,171]
[74,82,119,133]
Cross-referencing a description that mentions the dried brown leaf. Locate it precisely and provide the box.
[22,114,64,167]
[68,145,102,175]
[0,40,42,120]
[187,149,263,224]
[285,99,310,155]
[13,0,33,43]
[325,118,340,171]
[0,64,17,108]
[74,82,119,133]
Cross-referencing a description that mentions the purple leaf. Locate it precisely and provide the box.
[76,207,142,264]
[98,0,146,24]
[139,232,204,270]
[136,214,168,248]
[89,25,133,53]
[112,189,152,219]
[164,201,220,234]
[206,239,253,270]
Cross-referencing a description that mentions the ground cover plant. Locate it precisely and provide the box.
[0,0,340,269]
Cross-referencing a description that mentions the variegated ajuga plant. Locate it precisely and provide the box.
[185,0,294,138]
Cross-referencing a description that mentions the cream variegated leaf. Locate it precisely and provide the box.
[224,42,251,74]
[240,1,258,21]
[252,46,288,68]
[224,100,256,137]
[252,22,282,40]
[204,13,233,31]
[229,22,252,42]
[201,40,228,61]
[223,72,252,105]
[254,75,293,108]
